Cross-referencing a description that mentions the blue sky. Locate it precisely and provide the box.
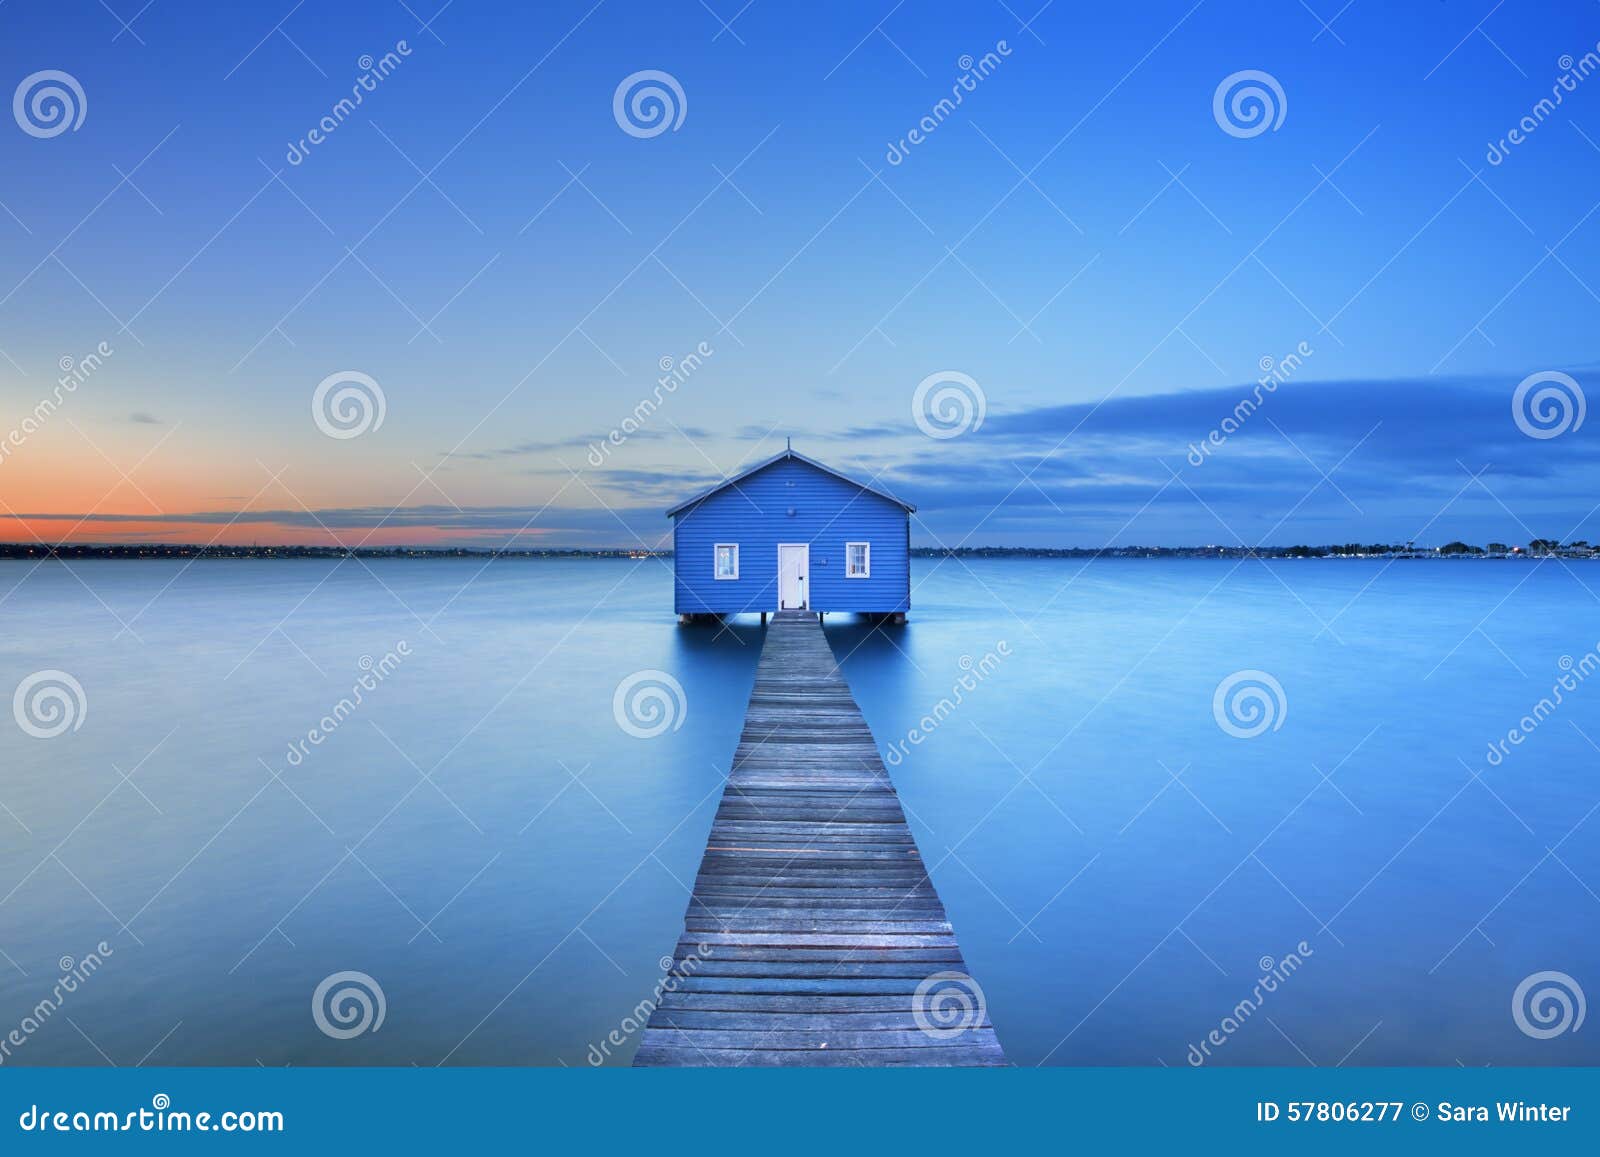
[2,0,1598,546]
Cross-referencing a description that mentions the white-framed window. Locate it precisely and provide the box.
[714,543,739,580]
[845,541,870,578]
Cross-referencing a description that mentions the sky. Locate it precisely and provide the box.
[1,0,1599,548]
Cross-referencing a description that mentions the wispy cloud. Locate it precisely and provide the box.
[10,373,1595,548]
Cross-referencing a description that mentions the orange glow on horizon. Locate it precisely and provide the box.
[0,516,564,549]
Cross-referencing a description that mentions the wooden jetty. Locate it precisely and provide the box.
[635,610,1005,1066]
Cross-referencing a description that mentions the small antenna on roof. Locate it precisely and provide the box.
[786,436,791,452]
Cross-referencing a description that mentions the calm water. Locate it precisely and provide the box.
[1,557,1596,1066]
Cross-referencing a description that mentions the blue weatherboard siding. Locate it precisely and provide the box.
[671,454,910,614]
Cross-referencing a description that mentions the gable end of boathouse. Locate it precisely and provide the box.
[666,448,913,620]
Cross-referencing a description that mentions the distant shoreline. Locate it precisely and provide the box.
[1,543,1593,561]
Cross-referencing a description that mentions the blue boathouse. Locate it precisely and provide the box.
[667,446,914,622]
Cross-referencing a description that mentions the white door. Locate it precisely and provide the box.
[778,544,808,609]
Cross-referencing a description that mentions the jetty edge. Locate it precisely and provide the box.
[634,610,1005,1067]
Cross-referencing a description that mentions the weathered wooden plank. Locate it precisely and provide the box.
[671,976,936,995]
[648,1009,990,1031]
[635,611,1004,1068]
[670,945,964,963]
[685,932,960,949]
[632,1044,1008,1067]
[697,844,921,857]
[706,823,912,834]
[682,960,970,980]
[689,873,939,890]
[641,1027,998,1051]
[688,905,949,921]
[684,918,953,934]
[697,859,925,871]
[657,992,947,1012]
[700,846,923,859]
[698,845,924,860]
[691,888,936,898]
[695,863,932,878]
[711,808,909,823]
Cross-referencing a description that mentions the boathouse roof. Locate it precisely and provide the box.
[665,447,916,518]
